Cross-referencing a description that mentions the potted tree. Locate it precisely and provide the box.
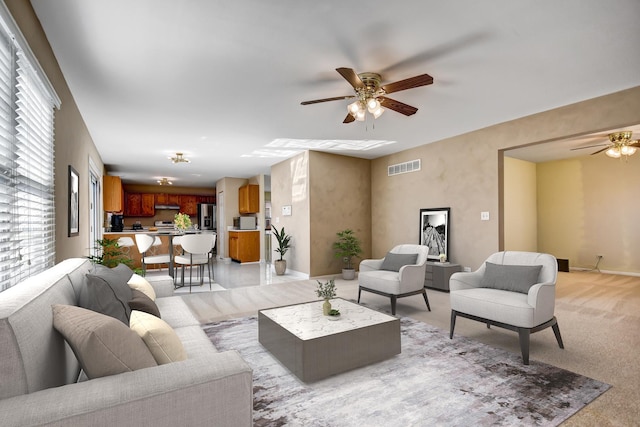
[272,226,291,275]
[333,229,363,280]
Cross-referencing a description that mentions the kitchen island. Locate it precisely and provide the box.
[104,230,216,277]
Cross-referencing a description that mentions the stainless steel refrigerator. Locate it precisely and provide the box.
[197,203,216,231]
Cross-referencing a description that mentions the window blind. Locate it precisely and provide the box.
[0,18,56,291]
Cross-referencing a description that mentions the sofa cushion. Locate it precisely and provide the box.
[380,252,418,272]
[52,305,157,379]
[128,273,157,300]
[129,310,187,364]
[479,262,543,294]
[80,266,134,325]
[128,289,161,318]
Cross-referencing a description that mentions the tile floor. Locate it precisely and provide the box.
[144,259,307,294]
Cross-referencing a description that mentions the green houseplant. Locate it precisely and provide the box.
[316,278,337,315]
[333,229,363,280]
[87,237,135,269]
[272,226,291,275]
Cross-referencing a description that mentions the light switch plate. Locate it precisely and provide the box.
[282,205,292,216]
[481,211,490,221]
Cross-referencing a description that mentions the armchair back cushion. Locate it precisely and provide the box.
[479,262,542,294]
[380,252,419,272]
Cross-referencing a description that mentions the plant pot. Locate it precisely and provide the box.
[274,259,287,275]
[342,268,356,280]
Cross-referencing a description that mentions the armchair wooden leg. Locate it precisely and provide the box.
[518,328,531,365]
[390,296,397,316]
[422,289,431,311]
[449,310,457,339]
[552,321,564,349]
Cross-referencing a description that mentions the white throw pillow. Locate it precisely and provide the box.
[128,273,156,301]
[130,310,187,364]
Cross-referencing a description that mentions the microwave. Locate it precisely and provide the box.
[234,216,256,230]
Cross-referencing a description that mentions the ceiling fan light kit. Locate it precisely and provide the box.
[302,67,433,124]
[604,131,637,159]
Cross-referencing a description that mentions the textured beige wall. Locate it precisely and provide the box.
[270,151,371,277]
[7,1,104,263]
[537,155,640,273]
[309,151,371,277]
[372,86,640,271]
[504,157,538,251]
[271,152,310,275]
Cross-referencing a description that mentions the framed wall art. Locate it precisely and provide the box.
[68,165,79,237]
[419,207,450,261]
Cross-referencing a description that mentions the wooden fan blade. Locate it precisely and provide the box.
[381,74,434,94]
[591,147,609,155]
[343,114,355,124]
[629,141,640,147]
[570,143,608,151]
[379,97,418,116]
[301,95,354,105]
[336,67,364,89]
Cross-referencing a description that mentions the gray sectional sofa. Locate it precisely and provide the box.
[0,258,253,427]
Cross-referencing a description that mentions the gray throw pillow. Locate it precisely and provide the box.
[128,289,161,318]
[380,252,419,272]
[52,305,157,379]
[80,266,134,325]
[479,262,543,294]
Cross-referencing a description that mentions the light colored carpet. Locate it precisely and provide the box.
[181,271,640,426]
[204,316,609,426]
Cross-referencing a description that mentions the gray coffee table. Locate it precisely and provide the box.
[258,298,400,382]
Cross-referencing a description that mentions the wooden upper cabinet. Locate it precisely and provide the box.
[141,194,155,216]
[239,184,259,214]
[180,195,198,216]
[124,193,155,217]
[155,193,181,206]
[103,176,123,212]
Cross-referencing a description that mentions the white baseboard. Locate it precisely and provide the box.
[569,267,640,277]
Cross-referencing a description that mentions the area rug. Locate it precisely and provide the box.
[202,316,609,426]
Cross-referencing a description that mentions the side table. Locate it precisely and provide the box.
[424,261,462,292]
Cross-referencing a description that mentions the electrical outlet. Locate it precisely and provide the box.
[481,211,490,221]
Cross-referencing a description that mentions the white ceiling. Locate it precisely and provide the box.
[30,0,640,187]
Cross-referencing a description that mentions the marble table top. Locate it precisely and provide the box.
[259,298,397,341]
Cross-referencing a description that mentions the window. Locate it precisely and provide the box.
[0,6,60,291]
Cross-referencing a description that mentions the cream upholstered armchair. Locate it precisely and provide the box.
[449,251,564,364]
[358,244,431,315]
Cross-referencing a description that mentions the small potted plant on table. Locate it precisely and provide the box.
[316,278,337,315]
[272,226,291,275]
[332,229,363,280]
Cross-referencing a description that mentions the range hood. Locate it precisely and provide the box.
[154,204,180,210]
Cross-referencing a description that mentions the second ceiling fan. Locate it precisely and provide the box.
[301,67,433,124]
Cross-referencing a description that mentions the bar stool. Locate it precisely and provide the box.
[134,234,171,276]
[174,234,216,292]
[117,236,135,255]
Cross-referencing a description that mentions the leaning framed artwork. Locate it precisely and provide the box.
[68,165,79,237]
[419,207,450,261]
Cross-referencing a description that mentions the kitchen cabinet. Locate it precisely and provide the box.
[239,184,259,214]
[180,195,198,216]
[124,193,155,217]
[155,193,181,206]
[103,176,123,212]
[229,230,260,263]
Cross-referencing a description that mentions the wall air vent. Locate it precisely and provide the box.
[387,159,421,176]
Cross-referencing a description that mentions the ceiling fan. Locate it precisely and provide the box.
[301,67,433,124]
[570,131,639,158]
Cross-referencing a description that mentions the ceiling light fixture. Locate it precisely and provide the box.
[169,152,190,164]
[157,177,173,185]
[346,73,385,122]
[604,131,638,159]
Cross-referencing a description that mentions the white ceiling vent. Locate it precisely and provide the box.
[388,159,421,176]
